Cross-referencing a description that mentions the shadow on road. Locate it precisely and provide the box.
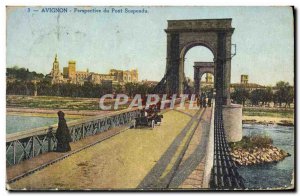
[168,113,210,188]
[137,109,202,189]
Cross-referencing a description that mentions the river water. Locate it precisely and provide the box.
[6,115,74,134]
[6,116,294,189]
[238,124,294,189]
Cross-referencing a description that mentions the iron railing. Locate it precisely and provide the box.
[6,109,141,166]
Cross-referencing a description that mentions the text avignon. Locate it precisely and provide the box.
[41,8,68,13]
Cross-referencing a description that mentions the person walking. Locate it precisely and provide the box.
[203,97,207,108]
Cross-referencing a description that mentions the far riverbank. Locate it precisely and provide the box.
[7,107,295,127]
[7,95,295,126]
[243,116,294,126]
[7,107,113,118]
[242,107,294,126]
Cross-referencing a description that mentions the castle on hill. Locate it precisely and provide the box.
[49,54,138,85]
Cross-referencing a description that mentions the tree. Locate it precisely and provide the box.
[231,88,250,106]
[262,87,273,106]
[37,80,52,96]
[285,85,294,108]
[113,83,123,94]
[124,82,136,98]
[274,81,293,107]
[249,89,263,106]
[136,83,150,97]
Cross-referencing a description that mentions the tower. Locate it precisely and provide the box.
[51,54,60,77]
[50,54,63,84]
[205,73,213,83]
[68,60,76,78]
[130,69,138,82]
[241,75,248,84]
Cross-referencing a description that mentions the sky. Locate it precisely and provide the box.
[6,6,294,86]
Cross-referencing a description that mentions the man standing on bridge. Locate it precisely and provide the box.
[56,111,72,152]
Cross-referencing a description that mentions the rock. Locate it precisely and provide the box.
[277,120,294,127]
[280,149,288,157]
[243,119,257,124]
[268,149,274,154]
[230,144,289,166]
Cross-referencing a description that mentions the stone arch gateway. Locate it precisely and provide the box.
[193,62,215,96]
[165,19,234,105]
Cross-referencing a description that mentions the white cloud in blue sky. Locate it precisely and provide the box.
[6,6,294,85]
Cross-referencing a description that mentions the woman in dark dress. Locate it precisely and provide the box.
[56,111,72,152]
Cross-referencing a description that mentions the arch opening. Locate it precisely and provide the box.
[180,41,216,59]
[199,72,215,97]
[182,45,215,94]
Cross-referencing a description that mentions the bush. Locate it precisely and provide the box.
[229,135,273,149]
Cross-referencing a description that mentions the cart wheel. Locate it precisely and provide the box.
[151,120,155,129]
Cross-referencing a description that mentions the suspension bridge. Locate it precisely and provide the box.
[6,18,245,190]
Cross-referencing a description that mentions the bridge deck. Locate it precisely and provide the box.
[7,107,213,190]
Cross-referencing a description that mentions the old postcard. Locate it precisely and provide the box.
[6,6,295,191]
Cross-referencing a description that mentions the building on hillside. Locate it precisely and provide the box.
[230,75,265,93]
[109,69,138,83]
[49,54,138,85]
[87,73,116,85]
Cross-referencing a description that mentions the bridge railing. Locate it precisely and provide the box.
[6,108,141,166]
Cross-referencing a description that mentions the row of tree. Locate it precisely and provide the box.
[6,67,295,106]
[7,66,44,80]
[6,80,155,98]
[231,81,294,107]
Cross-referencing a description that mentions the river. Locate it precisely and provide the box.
[238,124,294,189]
[6,115,74,134]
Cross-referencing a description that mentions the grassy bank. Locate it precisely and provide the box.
[229,135,273,149]
[7,95,129,111]
[243,107,294,119]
